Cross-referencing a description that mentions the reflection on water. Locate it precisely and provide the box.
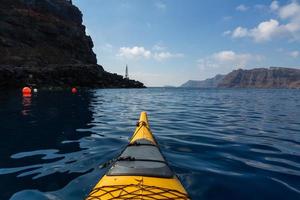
[0,88,299,200]
[22,96,32,116]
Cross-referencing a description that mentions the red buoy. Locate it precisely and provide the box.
[71,87,77,94]
[22,87,32,97]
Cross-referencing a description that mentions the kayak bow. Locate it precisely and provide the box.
[86,112,189,200]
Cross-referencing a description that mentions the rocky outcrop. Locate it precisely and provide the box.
[181,74,225,88]
[0,0,144,88]
[0,64,144,88]
[218,67,300,88]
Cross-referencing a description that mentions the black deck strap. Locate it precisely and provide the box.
[130,120,145,141]
[117,156,136,161]
[136,121,147,127]
[130,121,157,145]
[87,184,190,200]
[117,156,168,164]
[135,121,153,134]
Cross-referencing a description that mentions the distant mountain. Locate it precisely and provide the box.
[163,85,176,88]
[218,67,300,88]
[181,74,225,88]
[181,67,300,89]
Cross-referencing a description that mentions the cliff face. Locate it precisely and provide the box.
[218,67,300,88]
[0,0,96,65]
[0,0,144,88]
[181,74,225,88]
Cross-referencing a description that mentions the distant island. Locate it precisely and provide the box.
[0,0,144,89]
[181,67,300,89]
[181,74,225,88]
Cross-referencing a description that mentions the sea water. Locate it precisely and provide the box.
[0,88,299,200]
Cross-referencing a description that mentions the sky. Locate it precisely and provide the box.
[73,0,300,87]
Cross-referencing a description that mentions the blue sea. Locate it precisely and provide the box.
[0,88,300,200]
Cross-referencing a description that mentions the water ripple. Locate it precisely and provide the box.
[0,88,299,199]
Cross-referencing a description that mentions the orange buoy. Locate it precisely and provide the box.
[71,87,77,94]
[22,87,32,97]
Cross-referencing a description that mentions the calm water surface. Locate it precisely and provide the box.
[0,88,300,200]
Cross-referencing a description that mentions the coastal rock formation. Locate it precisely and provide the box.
[0,64,143,88]
[181,67,300,89]
[218,67,300,88]
[181,74,225,88]
[0,0,144,88]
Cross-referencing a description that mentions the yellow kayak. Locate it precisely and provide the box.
[86,112,189,200]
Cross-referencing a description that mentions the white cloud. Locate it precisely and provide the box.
[270,1,279,11]
[118,46,151,59]
[229,1,300,42]
[155,2,166,10]
[223,30,231,36]
[251,19,282,42]
[278,1,300,19]
[236,4,248,11]
[152,43,166,51]
[289,51,300,58]
[153,52,184,61]
[232,26,249,38]
[198,50,263,70]
[118,46,183,61]
[231,19,286,42]
[213,51,257,65]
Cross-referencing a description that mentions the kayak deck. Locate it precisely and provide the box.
[86,112,189,200]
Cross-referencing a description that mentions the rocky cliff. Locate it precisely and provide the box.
[218,67,300,88]
[181,74,225,88]
[0,0,144,88]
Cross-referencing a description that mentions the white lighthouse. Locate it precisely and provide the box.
[125,65,129,79]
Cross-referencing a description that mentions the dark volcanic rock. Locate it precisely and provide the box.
[0,0,95,65]
[218,67,300,88]
[181,74,225,88]
[0,0,144,88]
[0,64,144,88]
